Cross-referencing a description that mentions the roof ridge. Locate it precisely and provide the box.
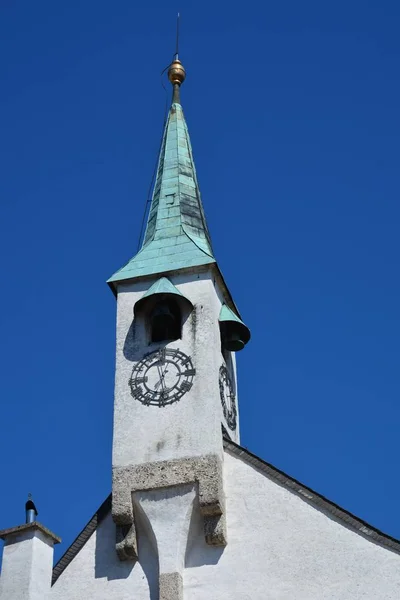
[52,494,111,585]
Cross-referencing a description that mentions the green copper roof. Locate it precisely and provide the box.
[219,304,244,325]
[139,276,185,299]
[134,276,193,314]
[108,100,215,287]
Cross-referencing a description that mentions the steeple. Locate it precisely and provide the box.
[108,55,216,290]
[110,48,250,593]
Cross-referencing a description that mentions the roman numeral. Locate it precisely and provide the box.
[159,391,168,406]
[180,381,193,393]
[130,388,142,399]
[183,369,196,377]
[142,394,152,406]
[135,376,148,384]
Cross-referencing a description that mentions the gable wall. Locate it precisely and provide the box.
[51,450,400,600]
[184,451,400,599]
[51,512,155,600]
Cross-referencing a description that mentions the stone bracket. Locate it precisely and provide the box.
[115,522,138,561]
[112,453,227,560]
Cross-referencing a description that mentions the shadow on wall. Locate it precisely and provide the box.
[123,319,140,362]
[184,495,225,568]
[94,514,134,581]
[94,513,159,598]
[133,494,160,600]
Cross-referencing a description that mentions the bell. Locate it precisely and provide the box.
[135,278,193,344]
[219,304,251,352]
[151,304,176,329]
[151,302,179,342]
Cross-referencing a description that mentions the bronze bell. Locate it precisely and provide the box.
[135,277,193,343]
[151,302,179,342]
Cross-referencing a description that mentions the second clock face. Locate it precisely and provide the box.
[219,364,237,430]
[129,348,195,407]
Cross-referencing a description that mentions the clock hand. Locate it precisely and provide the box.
[156,364,167,393]
[160,367,169,391]
[159,360,170,381]
[156,364,164,389]
[155,372,169,389]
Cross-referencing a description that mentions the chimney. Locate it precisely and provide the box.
[25,494,38,524]
[0,497,61,600]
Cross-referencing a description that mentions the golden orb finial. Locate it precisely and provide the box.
[168,58,186,86]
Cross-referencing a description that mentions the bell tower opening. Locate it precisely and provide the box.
[149,297,181,343]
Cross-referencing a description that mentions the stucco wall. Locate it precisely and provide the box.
[51,450,400,599]
[51,511,156,600]
[184,450,400,599]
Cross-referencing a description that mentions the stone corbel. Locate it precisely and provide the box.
[115,522,138,561]
[112,453,227,561]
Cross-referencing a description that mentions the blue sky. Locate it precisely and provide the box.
[1,0,400,562]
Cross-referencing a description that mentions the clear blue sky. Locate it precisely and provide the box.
[1,1,400,562]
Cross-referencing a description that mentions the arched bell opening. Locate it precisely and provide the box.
[149,297,182,343]
[134,277,193,346]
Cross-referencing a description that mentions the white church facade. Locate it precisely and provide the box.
[1,55,400,600]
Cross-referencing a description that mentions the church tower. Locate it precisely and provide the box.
[3,35,400,600]
[108,54,250,595]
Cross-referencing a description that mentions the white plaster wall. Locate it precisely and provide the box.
[50,513,155,600]
[113,268,237,469]
[134,484,196,575]
[184,451,400,599]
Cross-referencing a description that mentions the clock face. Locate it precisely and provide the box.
[219,364,237,430]
[129,348,195,407]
